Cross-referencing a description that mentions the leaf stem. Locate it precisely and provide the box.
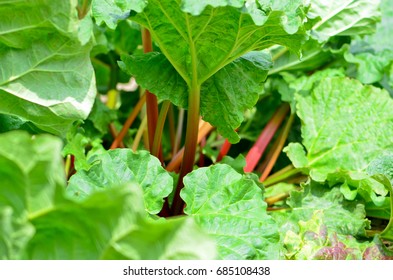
[166,121,213,172]
[170,15,202,215]
[132,115,147,151]
[142,28,161,159]
[263,165,302,187]
[110,93,146,149]
[171,83,201,215]
[216,139,232,162]
[265,192,290,206]
[244,103,290,173]
[151,101,170,159]
[173,108,185,155]
[168,104,176,155]
[259,113,295,181]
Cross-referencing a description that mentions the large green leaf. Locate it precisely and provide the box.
[284,77,393,182]
[0,131,216,259]
[181,164,281,260]
[0,0,96,136]
[131,0,306,84]
[121,0,307,142]
[120,51,272,142]
[67,149,173,214]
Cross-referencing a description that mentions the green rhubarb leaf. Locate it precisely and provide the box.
[130,0,307,84]
[61,123,106,171]
[284,77,393,182]
[87,98,117,134]
[0,114,44,134]
[200,51,272,142]
[364,155,393,241]
[287,181,370,237]
[345,50,393,84]
[181,0,307,34]
[119,52,188,109]
[121,51,272,143]
[67,149,173,214]
[271,0,380,74]
[345,0,393,86]
[308,0,380,43]
[124,0,307,142]
[367,154,393,185]
[274,68,346,111]
[361,0,393,53]
[327,171,388,207]
[92,0,147,29]
[0,1,96,136]
[181,164,280,260]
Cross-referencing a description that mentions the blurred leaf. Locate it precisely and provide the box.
[0,1,96,135]
[0,131,215,259]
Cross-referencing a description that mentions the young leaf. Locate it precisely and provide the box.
[181,164,281,260]
[286,181,370,237]
[67,149,173,214]
[282,211,381,260]
[0,1,96,136]
[284,77,393,182]
[271,181,377,259]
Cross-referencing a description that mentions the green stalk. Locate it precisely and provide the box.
[173,108,185,155]
[132,115,147,151]
[263,165,302,187]
[244,103,290,173]
[171,83,201,215]
[258,113,295,181]
[168,104,176,155]
[151,101,171,159]
[142,28,161,159]
[171,15,201,215]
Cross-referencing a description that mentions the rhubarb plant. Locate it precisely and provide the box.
[1,0,393,260]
